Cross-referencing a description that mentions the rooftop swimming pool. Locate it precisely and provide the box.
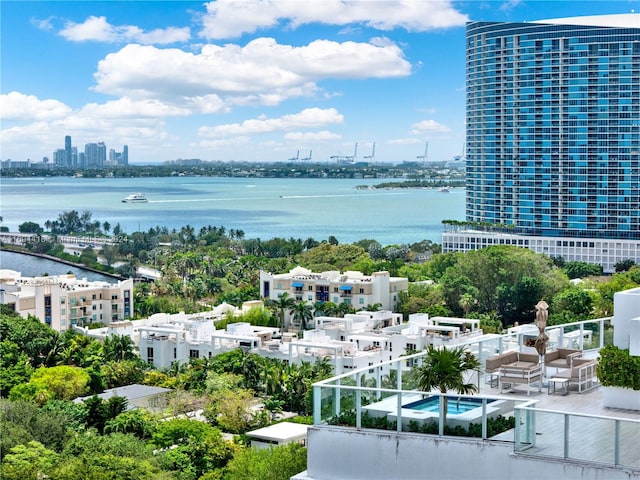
[403,396,495,415]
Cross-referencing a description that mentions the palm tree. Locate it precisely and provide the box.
[459,292,478,315]
[263,397,285,421]
[266,292,296,332]
[414,345,480,424]
[290,301,314,333]
[102,334,137,362]
[321,301,339,317]
[336,301,354,317]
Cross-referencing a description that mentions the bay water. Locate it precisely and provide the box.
[1,176,465,246]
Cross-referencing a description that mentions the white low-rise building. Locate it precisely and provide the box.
[442,230,640,274]
[260,266,408,327]
[0,269,133,331]
[246,422,309,449]
[81,302,482,375]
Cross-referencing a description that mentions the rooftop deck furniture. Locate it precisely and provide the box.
[485,351,540,373]
[544,348,583,373]
[553,358,599,393]
[485,351,542,396]
[548,377,570,395]
[499,363,543,396]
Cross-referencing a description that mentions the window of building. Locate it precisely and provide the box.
[189,349,199,359]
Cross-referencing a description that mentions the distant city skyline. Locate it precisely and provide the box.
[49,135,129,168]
[1,0,638,164]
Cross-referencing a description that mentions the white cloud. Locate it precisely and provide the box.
[0,92,72,121]
[59,16,190,44]
[78,98,191,119]
[198,136,251,149]
[93,39,410,104]
[31,16,55,31]
[199,107,344,138]
[200,0,468,39]
[284,131,341,141]
[410,119,451,134]
[0,93,174,161]
[387,137,424,145]
[500,0,523,11]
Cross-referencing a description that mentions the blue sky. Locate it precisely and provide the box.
[1,0,638,164]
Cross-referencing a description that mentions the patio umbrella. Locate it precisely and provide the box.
[534,300,549,383]
[534,300,549,355]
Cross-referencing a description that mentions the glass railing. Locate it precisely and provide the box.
[514,402,640,469]
[313,364,524,439]
[312,318,638,470]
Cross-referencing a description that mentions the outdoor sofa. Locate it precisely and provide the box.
[485,351,542,396]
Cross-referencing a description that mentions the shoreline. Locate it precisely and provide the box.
[0,246,125,281]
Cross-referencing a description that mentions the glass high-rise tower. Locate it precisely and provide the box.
[443,14,640,272]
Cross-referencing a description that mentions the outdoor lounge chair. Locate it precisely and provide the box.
[552,358,599,393]
[544,348,582,373]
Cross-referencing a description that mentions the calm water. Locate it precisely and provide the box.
[1,176,465,245]
[0,250,118,282]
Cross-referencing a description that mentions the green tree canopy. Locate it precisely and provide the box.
[221,442,307,480]
[414,345,480,423]
[9,365,90,405]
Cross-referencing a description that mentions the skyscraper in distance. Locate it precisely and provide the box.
[443,14,640,273]
[64,135,72,167]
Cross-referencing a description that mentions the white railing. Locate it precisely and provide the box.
[312,318,640,470]
[514,400,640,469]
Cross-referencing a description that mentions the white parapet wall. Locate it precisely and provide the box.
[294,427,639,480]
[613,287,640,354]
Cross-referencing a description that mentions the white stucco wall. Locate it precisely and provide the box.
[613,287,640,354]
[293,426,638,480]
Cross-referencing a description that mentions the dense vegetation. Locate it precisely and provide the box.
[2,206,640,478]
[0,307,323,479]
[5,209,640,329]
[0,160,465,181]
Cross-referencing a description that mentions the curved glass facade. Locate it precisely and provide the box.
[465,20,640,240]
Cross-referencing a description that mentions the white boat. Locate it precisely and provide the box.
[122,193,148,203]
[438,187,450,193]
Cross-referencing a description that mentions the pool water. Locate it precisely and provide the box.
[403,397,493,415]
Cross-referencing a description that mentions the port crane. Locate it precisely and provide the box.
[288,150,300,161]
[300,150,312,161]
[416,141,428,162]
[330,142,358,164]
[362,142,376,162]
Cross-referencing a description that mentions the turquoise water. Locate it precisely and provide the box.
[404,397,492,414]
[1,176,465,245]
[0,250,117,282]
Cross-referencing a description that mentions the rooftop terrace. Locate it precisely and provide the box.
[311,318,640,474]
